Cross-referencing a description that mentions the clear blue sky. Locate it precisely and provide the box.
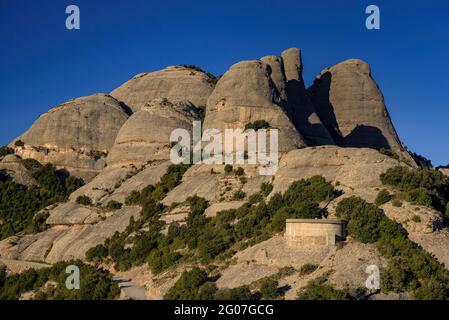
[1,0,448,165]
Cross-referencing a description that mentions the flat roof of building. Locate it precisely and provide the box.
[286,219,346,224]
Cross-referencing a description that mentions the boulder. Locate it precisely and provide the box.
[110,66,215,112]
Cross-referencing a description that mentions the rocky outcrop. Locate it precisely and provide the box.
[11,94,131,181]
[203,60,305,153]
[308,59,406,156]
[0,205,140,263]
[107,98,200,167]
[110,66,215,112]
[278,48,335,146]
[272,146,404,197]
[0,155,35,186]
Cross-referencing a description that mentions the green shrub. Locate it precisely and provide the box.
[379,148,399,160]
[411,215,421,223]
[299,264,318,276]
[88,150,107,161]
[336,197,383,243]
[76,195,92,206]
[392,199,403,207]
[260,182,273,197]
[232,190,246,200]
[235,167,245,176]
[244,120,270,131]
[0,146,13,157]
[375,189,392,206]
[297,279,351,300]
[164,268,208,300]
[259,278,279,299]
[248,192,263,204]
[380,166,449,212]
[224,164,233,174]
[213,286,252,300]
[406,188,432,207]
[85,244,108,262]
[14,140,24,147]
[187,195,208,216]
[106,200,122,211]
[147,247,181,274]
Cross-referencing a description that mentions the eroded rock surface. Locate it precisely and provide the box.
[107,98,200,167]
[110,66,215,112]
[11,94,131,181]
[203,60,305,153]
[308,59,409,159]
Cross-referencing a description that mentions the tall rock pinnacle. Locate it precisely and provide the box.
[308,59,406,156]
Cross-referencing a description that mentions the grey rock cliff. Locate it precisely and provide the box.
[308,59,405,154]
[203,60,305,153]
[11,94,131,181]
[107,98,200,167]
[110,66,215,112]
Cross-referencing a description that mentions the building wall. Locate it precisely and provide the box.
[285,219,346,247]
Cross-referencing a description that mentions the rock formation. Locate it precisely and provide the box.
[107,98,200,167]
[11,94,131,181]
[278,48,335,145]
[2,47,440,301]
[308,59,405,155]
[203,60,305,153]
[0,155,35,186]
[110,66,215,112]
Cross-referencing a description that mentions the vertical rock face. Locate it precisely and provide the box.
[279,48,335,146]
[308,59,404,154]
[107,98,200,167]
[203,60,305,153]
[11,94,131,181]
[110,66,215,112]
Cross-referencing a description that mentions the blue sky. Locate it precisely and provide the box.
[1,0,448,165]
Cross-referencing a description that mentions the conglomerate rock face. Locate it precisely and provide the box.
[0,155,35,186]
[202,59,306,153]
[110,66,215,112]
[278,48,335,146]
[11,94,131,181]
[2,48,434,298]
[308,59,405,154]
[107,98,200,167]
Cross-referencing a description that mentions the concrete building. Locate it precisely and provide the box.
[285,219,346,247]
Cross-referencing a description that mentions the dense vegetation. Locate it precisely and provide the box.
[380,166,449,215]
[87,174,335,279]
[336,196,449,299]
[0,260,119,300]
[297,277,352,300]
[0,161,84,239]
[0,146,14,157]
[164,268,256,300]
